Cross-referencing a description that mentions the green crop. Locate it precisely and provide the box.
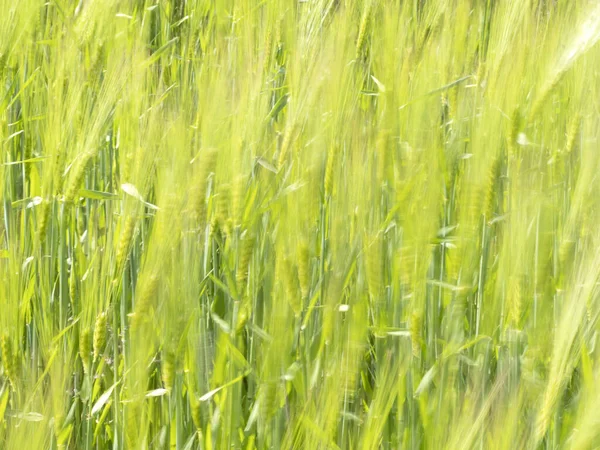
[2,1,600,449]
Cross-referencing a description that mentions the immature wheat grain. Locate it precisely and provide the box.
[508,108,522,156]
[192,148,218,223]
[484,156,501,221]
[535,377,562,442]
[324,146,338,199]
[52,149,66,196]
[189,388,202,432]
[79,327,91,374]
[564,114,581,156]
[64,153,91,204]
[263,26,273,75]
[231,175,246,228]
[162,350,176,391]
[116,215,136,271]
[0,334,18,388]
[132,275,159,329]
[235,300,251,334]
[356,0,372,57]
[216,183,231,236]
[410,310,423,358]
[93,312,107,362]
[236,232,254,291]
[508,275,522,328]
[278,126,295,168]
[36,199,51,244]
[297,242,310,299]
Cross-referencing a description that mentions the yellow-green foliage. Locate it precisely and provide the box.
[2,1,600,449]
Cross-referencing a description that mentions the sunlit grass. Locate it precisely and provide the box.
[2,0,600,448]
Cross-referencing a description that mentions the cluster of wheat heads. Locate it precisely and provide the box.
[2,0,600,449]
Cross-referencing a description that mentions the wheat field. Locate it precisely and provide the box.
[2,0,600,448]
